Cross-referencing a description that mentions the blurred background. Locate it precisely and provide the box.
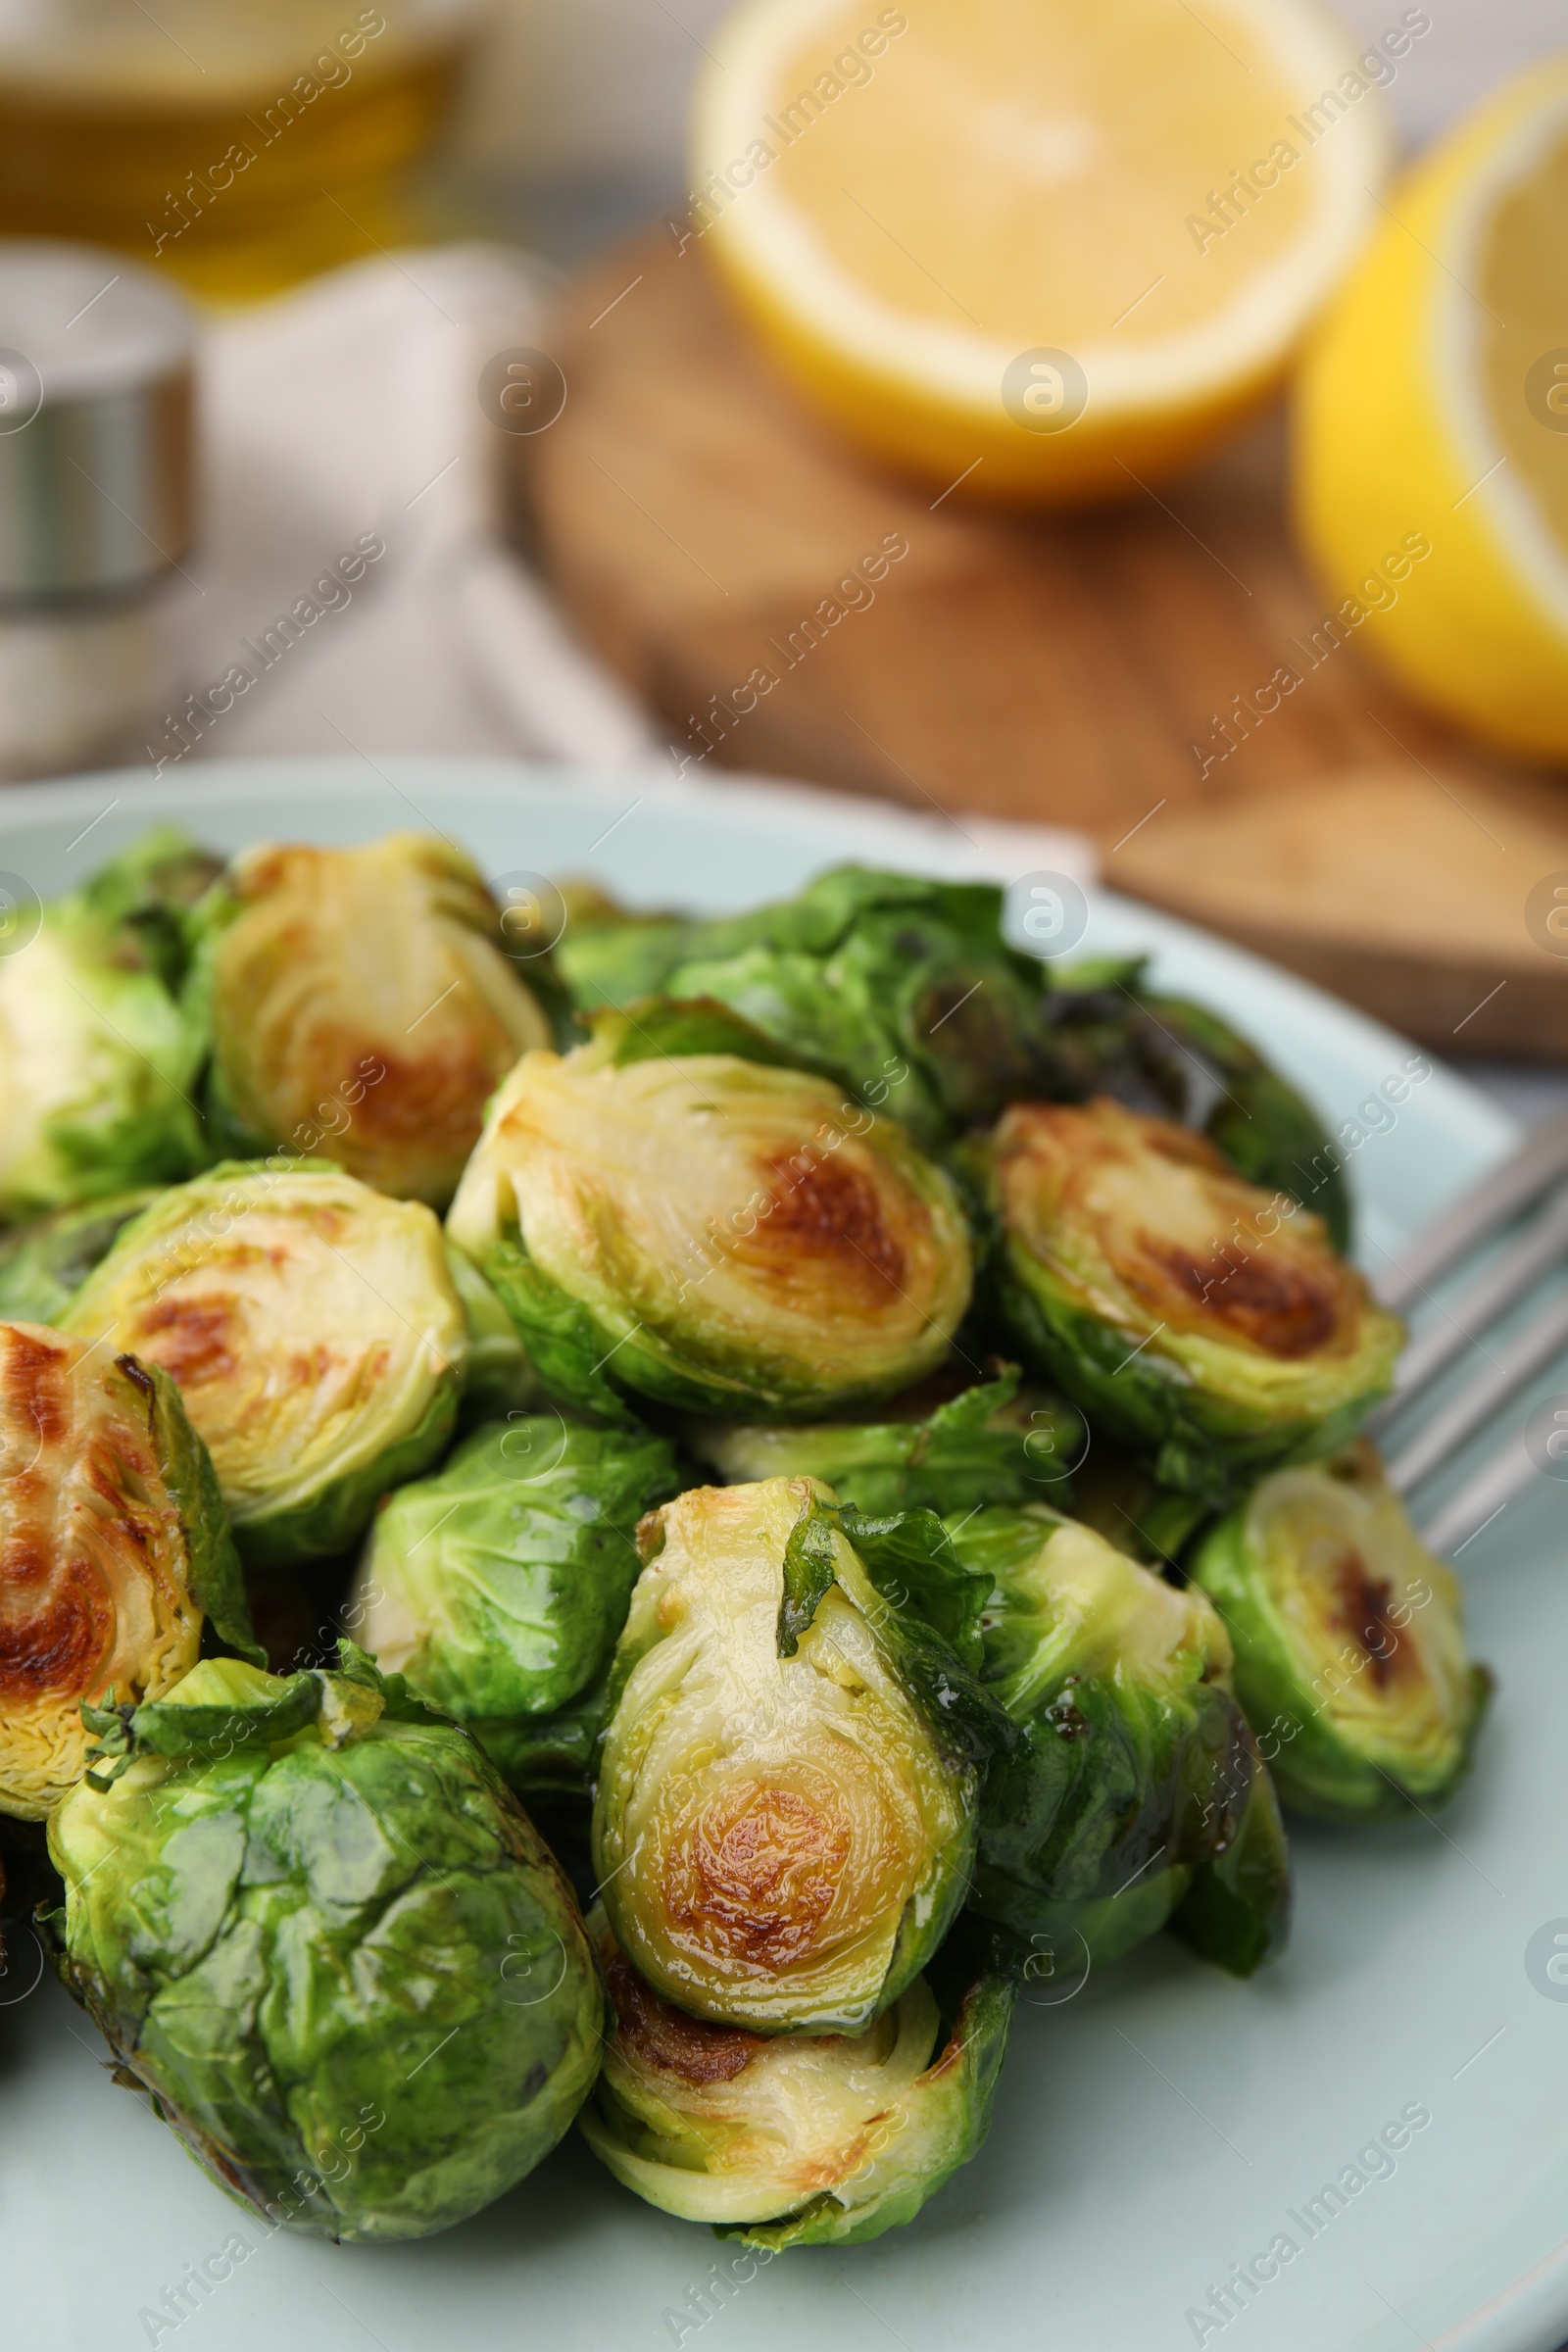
[0,0,1563,1117]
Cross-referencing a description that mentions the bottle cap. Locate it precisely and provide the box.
[0,241,195,603]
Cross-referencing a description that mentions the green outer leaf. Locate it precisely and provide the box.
[840,1503,991,1668]
[1069,1444,1213,1572]
[777,1496,840,1657]
[685,1368,1082,1521]
[0,1191,161,1326]
[1170,1744,1293,1977]
[463,1234,641,1426]
[445,1243,541,1423]
[556,913,692,1009]
[80,826,223,997]
[47,1712,604,2242]
[1190,1488,1493,1821]
[715,1968,1016,2250]
[995,1240,1396,1506]
[117,1674,323,1757]
[140,1360,263,1663]
[968,1868,1194,1976]
[662,942,950,1146]
[234,1374,460,1570]
[863,1592,1020,1997]
[466,1690,612,1797]
[596,996,823,1073]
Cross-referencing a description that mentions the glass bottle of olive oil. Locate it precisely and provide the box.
[0,1,486,301]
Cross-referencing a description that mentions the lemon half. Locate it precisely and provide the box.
[689,0,1391,503]
[1295,59,1568,760]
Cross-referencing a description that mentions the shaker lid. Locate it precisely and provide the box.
[0,241,195,600]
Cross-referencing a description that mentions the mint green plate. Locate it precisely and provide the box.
[3,759,1558,2352]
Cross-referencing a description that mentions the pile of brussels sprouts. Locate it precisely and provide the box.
[0,829,1491,2250]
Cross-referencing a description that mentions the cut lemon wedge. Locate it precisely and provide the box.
[688,0,1391,504]
[1295,59,1568,760]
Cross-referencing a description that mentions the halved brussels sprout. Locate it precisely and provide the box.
[0,1189,159,1327]
[0,838,210,1223]
[62,1162,466,1565]
[353,1417,681,1796]
[580,1907,1013,2244]
[686,1364,1081,1517]
[46,1648,603,2242]
[977,1098,1401,1502]
[0,1320,256,1821]
[447,1004,973,1424]
[185,832,556,1206]
[593,1477,1007,2034]
[953,1504,1290,1978]
[1191,1446,1492,1821]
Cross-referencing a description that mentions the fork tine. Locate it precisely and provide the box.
[1385,1286,1568,1495]
[1369,1184,1568,1427]
[1375,1110,1568,1314]
[1417,1428,1540,1558]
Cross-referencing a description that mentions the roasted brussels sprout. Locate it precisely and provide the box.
[46,1648,603,2241]
[976,1099,1401,1503]
[62,1162,466,1565]
[0,837,209,1223]
[1191,1447,1492,1822]
[353,1416,681,1796]
[185,832,556,1205]
[686,1363,1081,1517]
[580,1907,1013,2244]
[593,1476,1007,2034]
[953,1504,1290,1978]
[0,1320,256,1821]
[447,1004,972,1424]
[0,1190,159,1327]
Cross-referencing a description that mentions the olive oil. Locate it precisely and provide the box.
[0,2,483,301]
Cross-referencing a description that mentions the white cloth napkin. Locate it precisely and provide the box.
[171,244,656,774]
[165,239,1095,904]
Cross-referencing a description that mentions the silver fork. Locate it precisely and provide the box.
[1367,1111,1568,1556]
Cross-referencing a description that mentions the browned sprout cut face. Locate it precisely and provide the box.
[0,1324,206,1818]
[1191,1446,1492,1821]
[983,1097,1402,1495]
[591,1477,984,2034]
[62,1165,466,1567]
[447,1026,973,1421]
[197,833,554,1205]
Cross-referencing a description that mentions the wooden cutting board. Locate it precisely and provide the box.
[513,229,1568,1059]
